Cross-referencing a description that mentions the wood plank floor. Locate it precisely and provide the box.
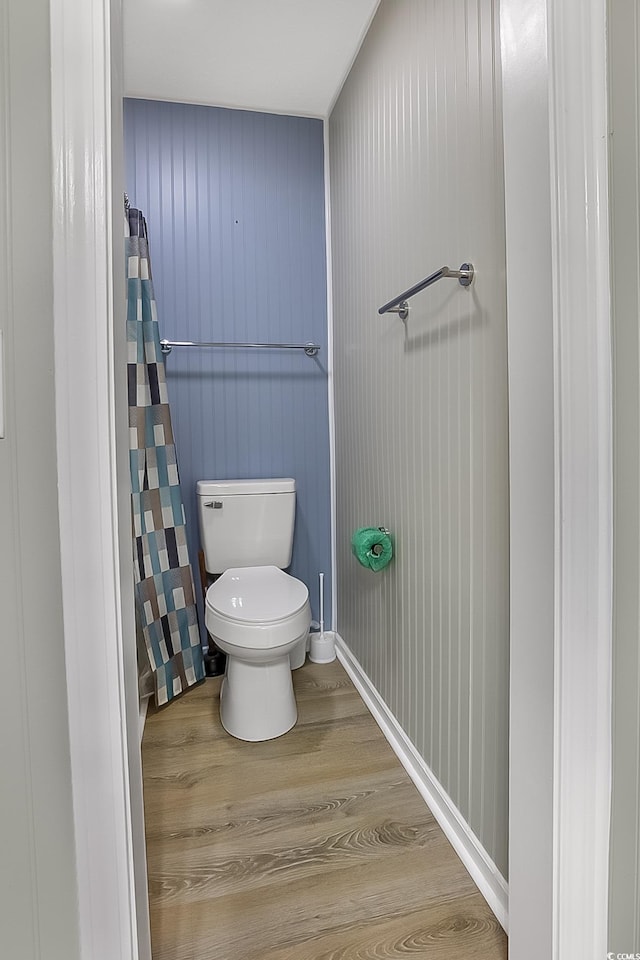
[142,660,507,960]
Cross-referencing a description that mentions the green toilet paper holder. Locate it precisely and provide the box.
[351,526,393,572]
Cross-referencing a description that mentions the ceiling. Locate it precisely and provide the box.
[123,0,381,118]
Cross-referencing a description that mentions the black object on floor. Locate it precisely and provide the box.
[205,648,227,677]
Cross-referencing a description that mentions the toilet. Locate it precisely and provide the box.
[196,478,311,741]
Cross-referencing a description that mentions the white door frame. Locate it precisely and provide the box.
[502,0,612,958]
[501,1,556,952]
[547,1,612,954]
[50,0,148,957]
[50,0,613,957]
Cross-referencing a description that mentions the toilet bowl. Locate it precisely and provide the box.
[205,565,311,741]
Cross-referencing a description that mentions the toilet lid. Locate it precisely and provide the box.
[207,566,309,625]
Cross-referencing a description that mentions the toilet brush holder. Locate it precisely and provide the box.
[309,572,335,662]
[309,631,336,664]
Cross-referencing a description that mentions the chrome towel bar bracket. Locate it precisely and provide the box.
[386,301,410,321]
[160,339,320,358]
[378,262,474,319]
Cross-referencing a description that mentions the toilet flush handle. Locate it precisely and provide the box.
[205,501,223,509]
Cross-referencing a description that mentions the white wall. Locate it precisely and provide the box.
[0,0,81,954]
[609,0,640,948]
[330,0,509,880]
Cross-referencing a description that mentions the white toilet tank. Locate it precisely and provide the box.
[196,478,297,574]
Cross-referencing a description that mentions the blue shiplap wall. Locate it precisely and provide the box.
[124,98,331,630]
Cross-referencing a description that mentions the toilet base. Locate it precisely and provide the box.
[219,652,297,741]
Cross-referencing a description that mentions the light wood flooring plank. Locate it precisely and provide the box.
[142,660,507,960]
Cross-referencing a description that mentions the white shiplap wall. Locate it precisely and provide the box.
[609,0,640,949]
[0,0,81,953]
[330,0,509,878]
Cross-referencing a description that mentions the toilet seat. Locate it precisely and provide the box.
[208,565,308,622]
[205,566,310,650]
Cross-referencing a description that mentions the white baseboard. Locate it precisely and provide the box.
[334,635,509,932]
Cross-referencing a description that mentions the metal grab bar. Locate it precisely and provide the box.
[160,339,320,357]
[378,262,474,320]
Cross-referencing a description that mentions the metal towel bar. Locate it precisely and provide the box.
[160,339,320,357]
[378,263,474,320]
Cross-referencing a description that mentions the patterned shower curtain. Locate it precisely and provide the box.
[126,205,205,705]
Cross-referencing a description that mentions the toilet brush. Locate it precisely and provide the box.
[309,572,336,663]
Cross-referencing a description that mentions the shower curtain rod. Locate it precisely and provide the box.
[160,339,320,358]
